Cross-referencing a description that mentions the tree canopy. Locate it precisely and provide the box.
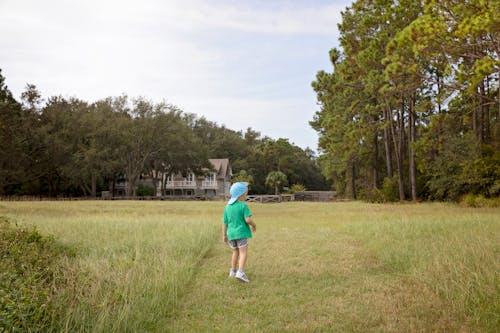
[311,0,499,202]
[0,70,329,197]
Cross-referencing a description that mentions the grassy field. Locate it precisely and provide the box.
[0,201,498,332]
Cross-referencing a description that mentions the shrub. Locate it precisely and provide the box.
[359,188,385,203]
[488,180,500,197]
[0,217,73,332]
[288,184,306,194]
[231,170,254,185]
[360,178,399,203]
[460,193,500,207]
[460,193,477,207]
[136,184,155,196]
[381,177,399,202]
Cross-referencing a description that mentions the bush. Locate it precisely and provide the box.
[488,180,500,197]
[359,188,385,203]
[460,193,500,208]
[0,217,73,332]
[360,178,399,203]
[136,184,155,196]
[287,184,306,194]
[381,177,399,202]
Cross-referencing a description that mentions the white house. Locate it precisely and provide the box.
[112,159,232,199]
[162,158,232,199]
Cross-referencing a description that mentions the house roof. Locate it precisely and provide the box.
[209,159,231,179]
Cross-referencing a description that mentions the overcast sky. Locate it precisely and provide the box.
[0,0,351,151]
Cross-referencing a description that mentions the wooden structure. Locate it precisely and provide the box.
[246,194,294,203]
[293,191,336,202]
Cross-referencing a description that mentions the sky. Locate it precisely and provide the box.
[0,0,352,151]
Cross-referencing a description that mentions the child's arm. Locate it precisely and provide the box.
[245,217,256,232]
[222,223,228,244]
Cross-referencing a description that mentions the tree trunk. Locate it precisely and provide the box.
[91,173,97,197]
[372,131,379,189]
[485,77,491,143]
[108,178,113,196]
[151,166,160,196]
[389,105,405,200]
[473,104,478,140]
[349,160,356,199]
[384,107,393,179]
[497,39,500,122]
[127,177,137,197]
[479,81,485,145]
[408,94,417,201]
[80,184,91,197]
[161,171,166,196]
[437,70,442,113]
[398,102,405,200]
[126,163,139,196]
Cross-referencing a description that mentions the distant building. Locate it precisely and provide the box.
[163,158,232,199]
[113,158,232,199]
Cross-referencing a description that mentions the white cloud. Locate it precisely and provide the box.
[149,0,344,35]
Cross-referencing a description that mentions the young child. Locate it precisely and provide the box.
[222,182,256,283]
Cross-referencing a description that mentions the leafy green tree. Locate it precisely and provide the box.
[71,98,131,197]
[119,98,160,196]
[191,116,327,194]
[231,170,254,185]
[288,184,306,194]
[311,0,500,202]
[0,70,26,194]
[147,107,210,196]
[16,84,46,194]
[36,97,94,196]
[399,0,499,200]
[21,83,43,113]
[312,0,423,200]
[193,117,250,162]
[265,171,288,195]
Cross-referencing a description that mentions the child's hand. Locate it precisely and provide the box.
[223,235,228,244]
[251,224,256,232]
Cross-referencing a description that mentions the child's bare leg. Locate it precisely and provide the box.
[238,246,248,271]
[231,249,239,270]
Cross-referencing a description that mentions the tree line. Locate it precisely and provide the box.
[0,70,329,197]
[311,0,499,201]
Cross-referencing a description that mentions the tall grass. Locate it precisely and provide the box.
[170,202,499,332]
[344,202,500,331]
[0,201,220,332]
[1,201,498,332]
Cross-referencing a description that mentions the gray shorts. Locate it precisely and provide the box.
[228,238,248,249]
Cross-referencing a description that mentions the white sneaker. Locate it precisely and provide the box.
[235,270,249,283]
[229,268,237,277]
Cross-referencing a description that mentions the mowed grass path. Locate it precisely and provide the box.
[172,202,499,333]
[1,201,498,332]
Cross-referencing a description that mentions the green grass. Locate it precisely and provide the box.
[1,201,220,332]
[0,217,73,332]
[0,201,498,332]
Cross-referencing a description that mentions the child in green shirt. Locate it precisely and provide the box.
[222,182,256,283]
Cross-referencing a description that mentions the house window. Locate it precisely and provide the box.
[206,172,216,182]
[186,172,195,183]
[166,174,174,182]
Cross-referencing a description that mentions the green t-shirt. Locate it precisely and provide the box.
[222,201,253,241]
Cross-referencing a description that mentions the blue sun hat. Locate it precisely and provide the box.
[228,182,248,205]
